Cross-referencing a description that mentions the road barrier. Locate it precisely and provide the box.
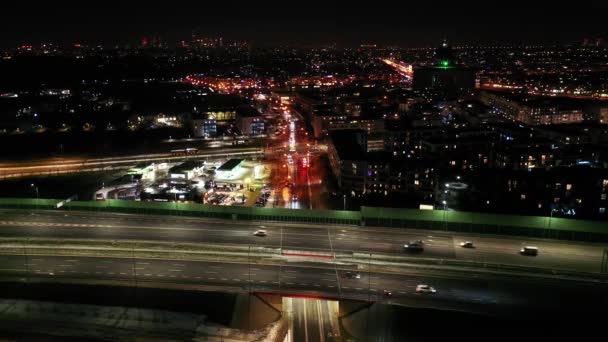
[0,198,606,242]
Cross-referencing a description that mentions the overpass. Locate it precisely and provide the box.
[1,204,607,340]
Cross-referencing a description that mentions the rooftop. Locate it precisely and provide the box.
[217,158,244,171]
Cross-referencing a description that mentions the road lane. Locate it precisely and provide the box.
[1,254,607,315]
[0,210,604,273]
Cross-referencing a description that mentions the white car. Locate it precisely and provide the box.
[416,285,437,294]
[460,241,475,248]
[253,229,267,237]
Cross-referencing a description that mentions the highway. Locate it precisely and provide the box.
[0,147,263,179]
[286,298,339,342]
[0,210,603,273]
[0,253,606,315]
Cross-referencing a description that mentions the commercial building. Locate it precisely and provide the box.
[192,118,217,138]
[235,107,265,135]
[169,161,204,180]
[127,163,157,182]
[215,159,245,179]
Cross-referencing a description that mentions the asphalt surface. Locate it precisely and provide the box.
[286,298,339,342]
[0,209,604,273]
[1,254,607,315]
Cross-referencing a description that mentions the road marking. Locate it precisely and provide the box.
[169,269,182,272]
[206,271,218,274]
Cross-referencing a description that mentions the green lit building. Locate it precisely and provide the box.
[413,40,476,96]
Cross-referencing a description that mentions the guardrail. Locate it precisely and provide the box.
[0,197,607,242]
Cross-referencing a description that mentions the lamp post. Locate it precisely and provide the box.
[31,184,39,210]
[343,194,346,211]
[31,184,39,199]
[442,200,448,230]
[549,209,559,229]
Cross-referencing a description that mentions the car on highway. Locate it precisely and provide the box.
[344,272,361,279]
[416,285,437,294]
[383,290,392,297]
[460,241,475,248]
[403,240,424,252]
[520,246,538,256]
[253,229,267,237]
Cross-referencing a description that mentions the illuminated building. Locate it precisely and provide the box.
[236,107,265,135]
[413,40,476,96]
[479,91,587,125]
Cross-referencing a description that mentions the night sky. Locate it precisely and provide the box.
[1,1,607,47]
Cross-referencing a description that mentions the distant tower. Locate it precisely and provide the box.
[434,38,456,67]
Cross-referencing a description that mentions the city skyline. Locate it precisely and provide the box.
[1,1,608,47]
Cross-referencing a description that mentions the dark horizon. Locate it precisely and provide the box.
[1,1,607,48]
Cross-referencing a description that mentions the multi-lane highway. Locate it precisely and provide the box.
[0,209,603,273]
[1,209,607,340]
[0,147,263,179]
[1,253,606,314]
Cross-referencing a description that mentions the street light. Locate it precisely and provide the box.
[343,194,347,211]
[549,208,559,229]
[442,200,448,230]
[31,184,39,211]
[31,184,39,200]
